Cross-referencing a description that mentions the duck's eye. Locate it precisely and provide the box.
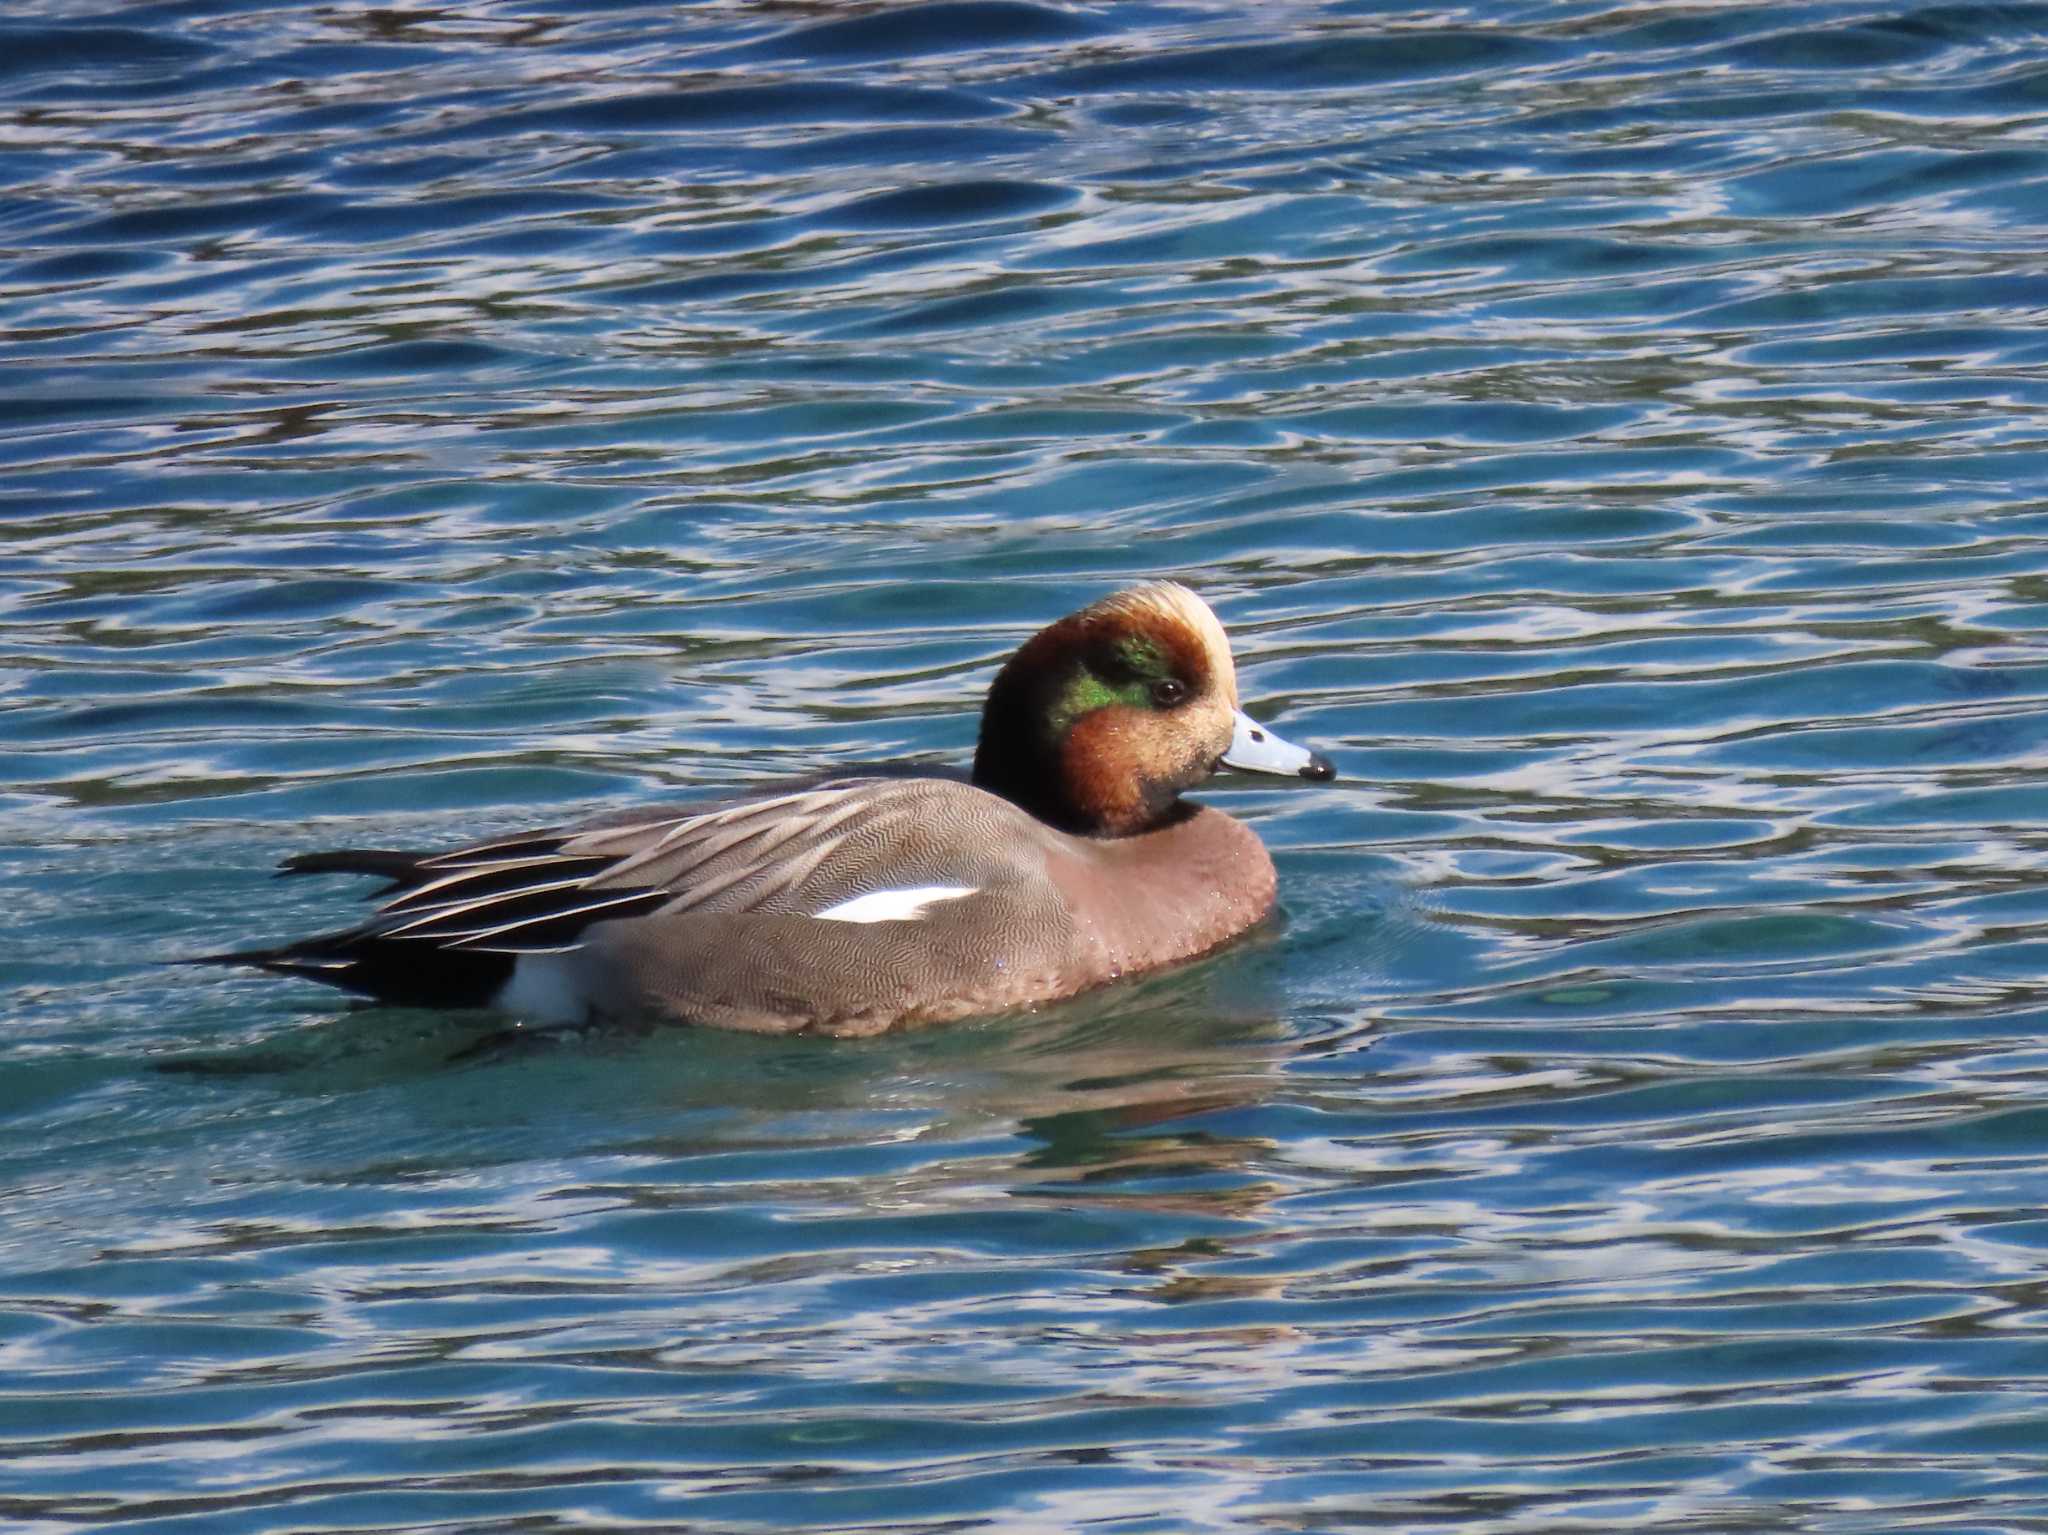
[1150,677,1188,708]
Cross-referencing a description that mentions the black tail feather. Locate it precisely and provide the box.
[195,829,625,1010]
[178,934,513,1009]
[277,848,431,891]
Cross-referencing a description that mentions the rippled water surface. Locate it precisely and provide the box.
[8,1,2048,1529]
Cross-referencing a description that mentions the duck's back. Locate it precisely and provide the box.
[478,774,1051,1033]
[212,773,1279,1036]
[560,780,1278,1036]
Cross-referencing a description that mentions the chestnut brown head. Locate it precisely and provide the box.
[973,582,1332,836]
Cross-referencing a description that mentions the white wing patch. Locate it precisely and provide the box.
[812,885,978,925]
[493,953,588,1025]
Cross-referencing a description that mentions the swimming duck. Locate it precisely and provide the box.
[199,582,1333,1036]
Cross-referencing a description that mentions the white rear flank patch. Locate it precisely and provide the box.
[492,953,588,1024]
[813,885,978,924]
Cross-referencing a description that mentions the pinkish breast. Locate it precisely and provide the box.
[1053,806,1279,983]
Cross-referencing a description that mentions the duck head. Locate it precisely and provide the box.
[973,582,1334,837]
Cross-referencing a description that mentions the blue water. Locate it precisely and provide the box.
[6,1,2048,1529]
